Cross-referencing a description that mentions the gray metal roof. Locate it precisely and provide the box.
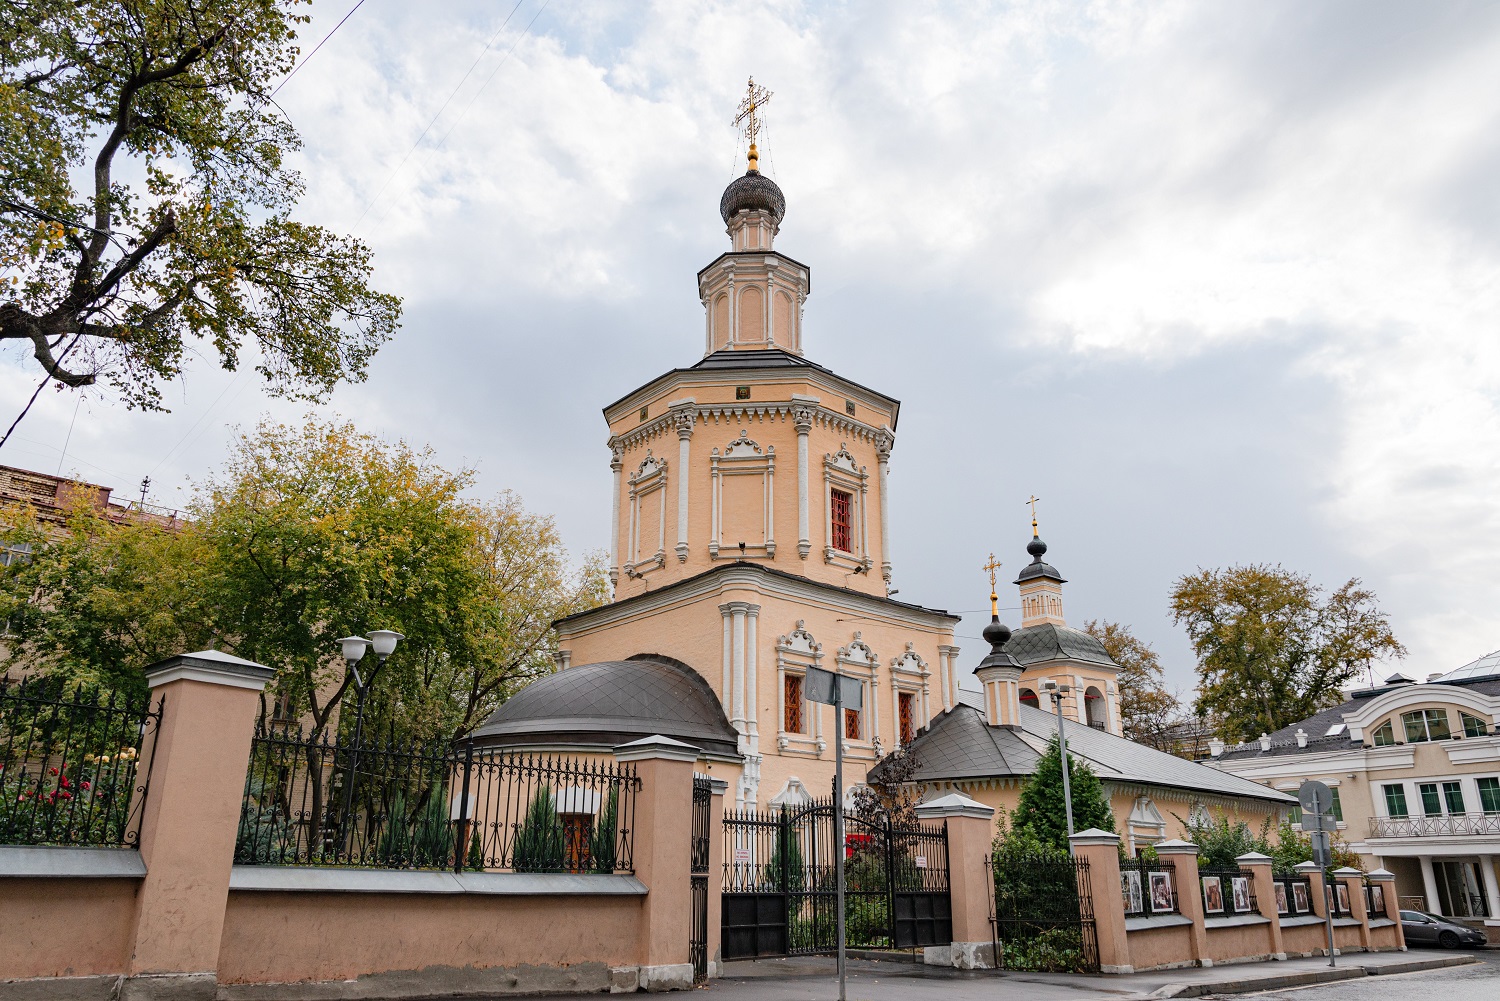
[1004,623,1116,669]
[472,655,740,757]
[720,169,786,225]
[884,701,1292,805]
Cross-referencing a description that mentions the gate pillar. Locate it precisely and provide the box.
[1157,839,1211,966]
[915,793,994,969]
[1070,829,1133,974]
[616,735,701,992]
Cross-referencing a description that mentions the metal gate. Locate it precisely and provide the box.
[720,799,950,960]
[690,775,712,983]
[991,853,1099,973]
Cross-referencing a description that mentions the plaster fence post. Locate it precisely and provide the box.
[1295,861,1336,957]
[1069,828,1133,975]
[914,793,996,970]
[1333,867,1371,952]
[1236,852,1285,961]
[1366,868,1404,950]
[706,777,729,978]
[126,650,274,1001]
[615,735,700,993]
[1156,839,1211,967]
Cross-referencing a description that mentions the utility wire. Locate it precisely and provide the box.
[269,0,369,101]
[352,0,528,229]
[0,334,82,453]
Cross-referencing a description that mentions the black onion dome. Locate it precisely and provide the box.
[1015,535,1067,584]
[975,617,1022,676]
[982,619,1012,647]
[719,169,786,225]
[470,654,740,757]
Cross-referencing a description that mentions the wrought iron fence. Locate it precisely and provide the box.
[1197,867,1258,917]
[1120,859,1178,917]
[1272,873,1315,916]
[991,852,1100,973]
[1368,813,1500,838]
[0,674,163,848]
[236,715,640,872]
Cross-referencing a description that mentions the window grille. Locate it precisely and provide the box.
[784,675,804,734]
[830,489,852,552]
[898,692,915,746]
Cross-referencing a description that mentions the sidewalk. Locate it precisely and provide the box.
[711,950,1482,1000]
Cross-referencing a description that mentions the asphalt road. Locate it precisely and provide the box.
[1215,949,1499,1000]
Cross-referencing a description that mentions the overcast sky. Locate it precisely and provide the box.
[5,0,1500,697]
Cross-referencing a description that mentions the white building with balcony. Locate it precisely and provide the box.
[1209,651,1500,942]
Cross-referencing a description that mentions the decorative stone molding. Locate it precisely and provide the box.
[669,401,696,563]
[776,619,825,756]
[610,402,888,453]
[709,432,776,560]
[823,443,871,571]
[624,451,668,579]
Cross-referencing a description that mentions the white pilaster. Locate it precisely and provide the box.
[721,606,733,713]
[876,430,893,586]
[746,605,761,746]
[731,605,748,736]
[672,403,694,562]
[793,399,814,559]
[1480,856,1500,922]
[940,645,961,711]
[609,445,623,588]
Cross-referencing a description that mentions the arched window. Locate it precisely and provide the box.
[1085,686,1106,730]
[1019,688,1039,709]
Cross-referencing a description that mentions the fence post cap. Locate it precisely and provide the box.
[914,793,994,820]
[612,734,702,763]
[699,775,730,796]
[1293,860,1321,872]
[1366,868,1397,881]
[1153,839,1199,856]
[144,649,275,691]
[1331,866,1363,877]
[1235,851,1274,864]
[1068,828,1120,847]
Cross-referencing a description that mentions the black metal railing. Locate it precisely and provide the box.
[1120,859,1179,917]
[1198,867,1258,917]
[992,853,1100,973]
[1368,813,1500,837]
[1272,873,1315,916]
[236,716,640,872]
[0,675,163,848]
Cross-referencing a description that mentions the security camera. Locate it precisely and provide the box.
[1041,679,1058,691]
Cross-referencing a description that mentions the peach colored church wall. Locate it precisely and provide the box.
[0,877,137,978]
[216,890,642,986]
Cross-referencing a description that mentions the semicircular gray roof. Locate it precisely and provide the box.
[472,655,740,758]
[1006,623,1116,669]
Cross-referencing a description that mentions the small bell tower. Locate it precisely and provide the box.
[1016,497,1067,628]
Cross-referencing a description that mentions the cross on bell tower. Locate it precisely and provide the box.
[733,77,773,172]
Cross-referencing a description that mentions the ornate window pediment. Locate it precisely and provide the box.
[823,443,870,570]
[625,450,668,578]
[890,643,927,676]
[838,632,878,667]
[723,430,763,457]
[827,444,858,473]
[778,619,821,656]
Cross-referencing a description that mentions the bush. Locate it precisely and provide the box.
[1002,925,1089,973]
[512,787,564,872]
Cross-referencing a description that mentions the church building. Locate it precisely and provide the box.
[477,138,961,808]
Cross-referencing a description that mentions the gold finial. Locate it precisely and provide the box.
[982,552,1003,618]
[733,76,773,171]
[1027,494,1041,537]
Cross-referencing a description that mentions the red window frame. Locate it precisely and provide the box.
[784,675,804,734]
[844,707,861,740]
[898,692,915,746]
[831,489,853,552]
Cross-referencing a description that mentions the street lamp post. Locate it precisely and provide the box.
[1042,679,1075,849]
[334,630,403,857]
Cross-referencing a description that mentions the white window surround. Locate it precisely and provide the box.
[1372,774,1500,819]
[625,451,667,578]
[890,644,931,741]
[776,620,824,755]
[823,444,871,571]
[709,431,776,560]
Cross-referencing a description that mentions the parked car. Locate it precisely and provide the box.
[1399,909,1488,948]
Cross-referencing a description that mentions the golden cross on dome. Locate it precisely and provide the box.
[1027,494,1041,535]
[733,76,773,169]
[982,552,1002,618]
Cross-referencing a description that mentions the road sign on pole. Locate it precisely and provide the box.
[807,667,856,1001]
[1298,780,1338,968]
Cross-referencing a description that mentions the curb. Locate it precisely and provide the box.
[1151,953,1480,998]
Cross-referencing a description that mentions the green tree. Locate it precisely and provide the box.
[1082,619,1183,750]
[1170,565,1405,740]
[1010,735,1114,851]
[0,1,400,409]
[511,787,563,872]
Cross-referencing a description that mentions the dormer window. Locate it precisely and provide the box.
[1371,720,1395,746]
[1461,712,1489,738]
[1402,709,1451,743]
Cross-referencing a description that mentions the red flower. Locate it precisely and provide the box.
[49,767,58,776]
[59,775,70,788]
[80,781,91,791]
[58,791,71,799]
